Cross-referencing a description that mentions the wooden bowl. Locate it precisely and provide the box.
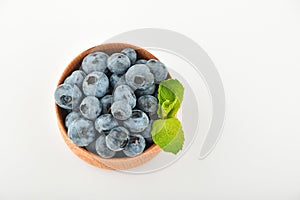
[55,43,168,170]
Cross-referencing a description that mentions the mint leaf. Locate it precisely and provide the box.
[166,99,181,118]
[159,79,184,103]
[151,118,184,154]
[157,79,184,118]
[157,99,177,119]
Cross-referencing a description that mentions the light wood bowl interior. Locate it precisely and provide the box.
[55,43,169,170]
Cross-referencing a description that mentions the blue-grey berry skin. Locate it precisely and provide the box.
[111,100,132,120]
[135,84,156,97]
[65,111,81,128]
[68,118,97,146]
[100,95,113,114]
[137,95,158,114]
[139,120,153,139]
[79,96,102,120]
[109,74,121,88]
[55,84,82,110]
[106,126,129,151]
[125,64,154,90]
[85,131,101,154]
[146,59,168,83]
[135,59,147,64]
[121,48,137,65]
[82,71,109,98]
[95,114,118,133]
[95,135,116,158]
[149,113,158,120]
[64,70,86,87]
[113,75,128,89]
[81,52,108,74]
[107,53,131,75]
[85,138,98,154]
[123,134,146,157]
[113,85,136,108]
[123,110,149,133]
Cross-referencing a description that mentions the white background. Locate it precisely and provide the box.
[0,0,300,199]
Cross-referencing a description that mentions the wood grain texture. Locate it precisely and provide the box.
[55,43,169,170]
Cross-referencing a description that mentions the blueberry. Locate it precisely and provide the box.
[81,51,108,74]
[95,135,116,158]
[121,48,137,64]
[109,74,122,88]
[137,95,158,114]
[125,64,154,90]
[123,110,149,133]
[149,113,158,120]
[107,53,131,75]
[64,70,86,87]
[146,59,168,83]
[95,114,118,133]
[79,96,102,120]
[85,138,98,154]
[100,95,113,114]
[54,83,82,110]
[111,100,132,120]
[123,134,146,157]
[82,71,109,98]
[139,120,153,140]
[135,59,147,64]
[135,84,156,97]
[85,130,101,154]
[68,118,97,146]
[106,126,129,151]
[113,85,136,108]
[65,111,81,128]
[113,75,128,89]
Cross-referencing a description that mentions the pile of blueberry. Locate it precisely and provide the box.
[55,48,168,158]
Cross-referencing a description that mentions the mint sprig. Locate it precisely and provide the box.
[157,79,184,119]
[151,79,185,154]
